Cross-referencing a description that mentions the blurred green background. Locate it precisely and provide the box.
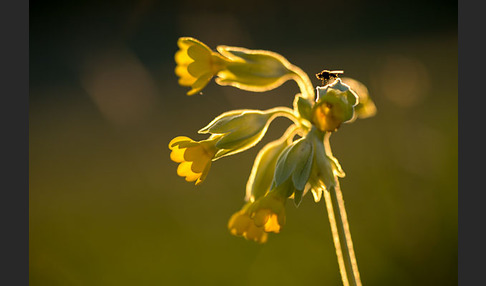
[30,0,457,285]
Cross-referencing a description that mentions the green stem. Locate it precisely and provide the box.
[266,107,310,131]
[323,133,362,286]
[289,66,315,101]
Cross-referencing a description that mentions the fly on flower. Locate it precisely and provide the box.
[316,69,344,85]
[169,36,376,286]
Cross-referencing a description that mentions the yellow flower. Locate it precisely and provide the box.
[175,37,226,96]
[168,136,219,185]
[175,37,303,96]
[249,192,286,233]
[228,204,268,244]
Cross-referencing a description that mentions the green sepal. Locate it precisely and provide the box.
[307,127,337,190]
[214,46,293,92]
[198,110,268,134]
[293,189,304,207]
[273,138,313,190]
[294,95,313,121]
[198,110,274,159]
[291,142,314,191]
[272,143,294,186]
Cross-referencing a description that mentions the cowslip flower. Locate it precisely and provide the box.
[168,136,220,185]
[175,37,313,98]
[175,37,226,95]
[228,203,268,244]
[169,108,298,185]
[228,182,289,243]
[248,186,288,233]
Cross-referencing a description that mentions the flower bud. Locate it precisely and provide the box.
[311,79,359,132]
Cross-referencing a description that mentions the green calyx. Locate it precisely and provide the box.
[311,79,359,132]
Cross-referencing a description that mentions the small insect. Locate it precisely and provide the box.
[316,70,344,85]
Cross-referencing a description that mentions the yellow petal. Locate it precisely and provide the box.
[244,224,268,243]
[175,66,197,86]
[187,43,211,62]
[228,211,251,236]
[175,50,192,66]
[263,214,281,233]
[195,160,212,186]
[184,145,213,173]
[170,145,186,163]
[177,161,200,182]
[252,209,270,227]
[188,60,211,78]
[169,136,193,149]
[187,72,213,96]
[177,37,192,49]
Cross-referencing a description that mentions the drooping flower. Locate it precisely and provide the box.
[248,189,288,233]
[228,203,268,244]
[229,176,292,243]
[168,135,220,185]
[311,78,359,132]
[175,37,226,95]
[175,37,306,96]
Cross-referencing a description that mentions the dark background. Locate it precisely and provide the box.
[30,0,457,285]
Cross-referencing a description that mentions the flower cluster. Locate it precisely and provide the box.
[169,37,376,243]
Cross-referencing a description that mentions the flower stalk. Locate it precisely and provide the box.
[324,183,362,286]
[322,131,362,286]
